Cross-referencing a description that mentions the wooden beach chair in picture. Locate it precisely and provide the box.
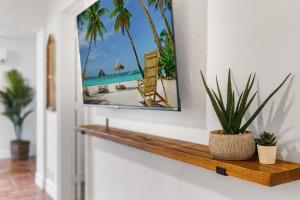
[98,85,109,94]
[137,50,171,107]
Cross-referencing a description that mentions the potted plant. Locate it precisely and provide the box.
[0,70,34,160]
[200,69,290,160]
[256,132,277,164]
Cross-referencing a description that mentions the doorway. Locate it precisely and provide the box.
[0,29,47,198]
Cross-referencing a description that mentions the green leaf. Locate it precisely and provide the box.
[216,76,226,114]
[234,91,243,117]
[228,91,235,126]
[232,74,255,132]
[21,110,33,124]
[200,71,231,132]
[257,132,277,146]
[243,92,257,114]
[212,89,226,115]
[226,69,233,117]
[0,69,34,139]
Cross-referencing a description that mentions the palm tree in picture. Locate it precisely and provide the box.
[80,1,108,80]
[110,0,144,78]
[139,0,163,53]
[148,0,173,41]
[160,29,173,53]
[159,29,175,78]
[115,61,125,88]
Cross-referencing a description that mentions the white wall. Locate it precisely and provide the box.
[0,36,37,158]
[41,0,300,199]
[0,0,45,32]
[207,0,300,163]
[86,0,300,200]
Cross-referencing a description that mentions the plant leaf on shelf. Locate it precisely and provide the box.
[256,132,277,146]
[200,69,291,134]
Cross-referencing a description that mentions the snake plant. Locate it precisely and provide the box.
[200,69,291,134]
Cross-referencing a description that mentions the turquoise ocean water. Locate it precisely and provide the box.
[83,72,142,87]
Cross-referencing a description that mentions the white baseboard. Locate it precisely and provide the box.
[0,146,36,159]
[36,174,57,200]
[35,172,45,189]
[0,150,11,159]
[46,179,57,200]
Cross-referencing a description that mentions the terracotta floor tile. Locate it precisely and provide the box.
[0,158,52,200]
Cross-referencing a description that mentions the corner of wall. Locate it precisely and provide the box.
[35,172,45,189]
[45,178,58,200]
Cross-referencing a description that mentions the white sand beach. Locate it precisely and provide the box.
[85,79,179,108]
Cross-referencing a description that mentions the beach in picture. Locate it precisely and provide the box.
[77,0,179,110]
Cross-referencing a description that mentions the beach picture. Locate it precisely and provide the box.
[77,0,180,110]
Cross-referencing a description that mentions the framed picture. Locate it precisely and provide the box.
[77,0,180,111]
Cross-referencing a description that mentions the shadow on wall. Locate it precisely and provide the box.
[233,73,299,162]
[93,139,300,200]
[284,146,300,163]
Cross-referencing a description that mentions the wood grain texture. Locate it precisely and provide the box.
[0,158,52,199]
[76,125,300,186]
[46,34,56,111]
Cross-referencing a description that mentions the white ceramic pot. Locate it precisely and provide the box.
[257,145,277,164]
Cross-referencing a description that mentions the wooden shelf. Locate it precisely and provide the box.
[76,125,300,186]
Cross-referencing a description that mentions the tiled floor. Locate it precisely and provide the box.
[0,158,52,200]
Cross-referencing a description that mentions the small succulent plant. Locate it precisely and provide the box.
[256,132,277,146]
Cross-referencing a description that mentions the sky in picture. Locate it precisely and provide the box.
[77,0,173,78]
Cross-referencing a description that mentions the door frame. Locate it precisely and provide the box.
[57,0,87,199]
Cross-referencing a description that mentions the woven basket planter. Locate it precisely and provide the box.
[209,131,255,160]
